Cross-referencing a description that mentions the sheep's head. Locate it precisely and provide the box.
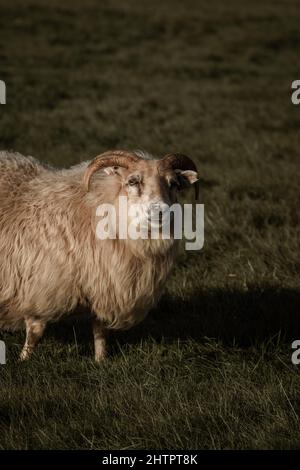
[83,150,199,246]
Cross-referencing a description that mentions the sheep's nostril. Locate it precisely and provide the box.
[148,204,171,226]
[149,202,160,212]
[149,205,161,220]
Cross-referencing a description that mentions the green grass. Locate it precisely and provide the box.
[0,0,300,449]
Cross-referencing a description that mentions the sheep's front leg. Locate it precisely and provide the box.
[20,318,46,361]
[92,318,107,362]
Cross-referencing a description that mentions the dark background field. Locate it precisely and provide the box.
[0,0,300,449]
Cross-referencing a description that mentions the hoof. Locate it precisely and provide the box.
[95,352,106,362]
[19,349,30,361]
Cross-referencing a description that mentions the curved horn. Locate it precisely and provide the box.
[160,153,199,200]
[83,150,139,191]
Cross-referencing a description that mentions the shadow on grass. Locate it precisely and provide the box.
[45,287,300,355]
[125,286,300,347]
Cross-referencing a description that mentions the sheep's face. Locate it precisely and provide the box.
[114,159,198,235]
[85,151,199,247]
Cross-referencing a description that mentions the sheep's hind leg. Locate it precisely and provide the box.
[92,318,107,362]
[20,318,46,361]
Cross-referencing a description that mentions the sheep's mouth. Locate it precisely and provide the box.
[143,213,175,236]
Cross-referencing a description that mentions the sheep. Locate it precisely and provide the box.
[0,149,199,361]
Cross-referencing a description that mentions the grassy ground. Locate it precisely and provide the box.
[0,0,300,450]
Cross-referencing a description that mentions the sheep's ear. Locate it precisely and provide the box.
[176,169,198,188]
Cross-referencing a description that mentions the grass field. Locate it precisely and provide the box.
[0,0,300,450]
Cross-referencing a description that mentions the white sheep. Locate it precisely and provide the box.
[0,149,198,361]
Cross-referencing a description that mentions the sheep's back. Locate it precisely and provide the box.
[0,151,48,194]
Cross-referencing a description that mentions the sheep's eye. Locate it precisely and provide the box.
[128,178,140,186]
